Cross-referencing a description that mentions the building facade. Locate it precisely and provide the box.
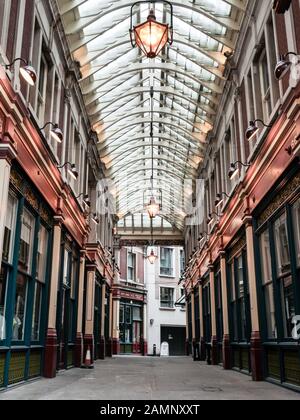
[111,245,186,356]
[0,0,115,388]
[184,0,300,391]
[146,246,186,357]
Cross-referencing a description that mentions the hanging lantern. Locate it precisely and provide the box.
[147,196,160,219]
[147,248,158,264]
[130,1,173,59]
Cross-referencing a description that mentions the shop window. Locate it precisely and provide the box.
[230,262,238,341]
[2,193,18,264]
[0,266,7,341]
[160,287,174,308]
[229,251,251,343]
[292,198,300,267]
[215,271,223,342]
[32,224,49,341]
[203,283,211,343]
[280,276,295,338]
[31,282,42,341]
[259,230,277,339]
[274,213,291,276]
[132,306,142,322]
[127,252,136,282]
[36,225,48,282]
[160,247,174,276]
[18,208,35,275]
[12,273,27,341]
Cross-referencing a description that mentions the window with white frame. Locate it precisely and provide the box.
[36,51,48,123]
[160,247,173,276]
[0,0,11,55]
[259,49,272,122]
[160,287,174,309]
[127,251,136,282]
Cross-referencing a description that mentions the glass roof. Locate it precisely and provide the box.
[58,0,246,231]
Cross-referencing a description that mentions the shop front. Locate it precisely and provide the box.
[113,288,146,355]
[0,165,53,388]
[119,300,143,354]
[253,164,300,390]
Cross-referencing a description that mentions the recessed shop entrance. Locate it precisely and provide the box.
[161,326,186,356]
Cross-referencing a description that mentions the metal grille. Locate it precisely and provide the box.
[8,352,26,385]
[67,349,74,367]
[284,351,300,386]
[28,350,42,379]
[267,349,281,381]
[241,348,250,372]
[0,353,5,388]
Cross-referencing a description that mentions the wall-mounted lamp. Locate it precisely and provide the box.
[57,162,78,180]
[5,58,37,86]
[215,192,230,209]
[228,161,250,180]
[207,212,219,230]
[40,122,63,143]
[245,119,272,141]
[275,52,298,80]
[198,232,209,242]
[91,213,100,225]
[76,193,91,208]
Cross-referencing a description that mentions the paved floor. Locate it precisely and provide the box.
[0,356,299,400]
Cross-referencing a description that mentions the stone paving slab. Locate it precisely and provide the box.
[0,357,299,400]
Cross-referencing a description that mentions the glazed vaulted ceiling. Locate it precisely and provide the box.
[57,0,247,231]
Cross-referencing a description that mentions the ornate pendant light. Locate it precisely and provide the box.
[146,86,160,219]
[130,1,173,59]
[147,216,158,264]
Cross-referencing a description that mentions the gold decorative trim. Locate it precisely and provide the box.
[258,172,300,227]
[228,234,246,261]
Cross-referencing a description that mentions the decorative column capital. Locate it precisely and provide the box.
[208,264,214,273]
[0,138,17,164]
[219,249,226,259]
[53,214,64,227]
[242,214,253,228]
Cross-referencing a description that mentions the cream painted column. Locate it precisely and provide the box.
[75,250,86,367]
[0,141,17,262]
[198,284,206,360]
[143,301,147,355]
[84,266,96,335]
[191,289,196,341]
[220,251,231,369]
[107,288,113,357]
[112,297,120,354]
[185,292,189,356]
[209,265,218,365]
[44,216,63,378]
[244,216,263,381]
[99,282,106,359]
[84,265,96,364]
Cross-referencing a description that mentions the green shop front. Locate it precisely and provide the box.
[253,165,300,390]
[118,290,146,355]
[0,166,53,388]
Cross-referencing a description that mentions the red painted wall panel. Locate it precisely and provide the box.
[120,248,127,281]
